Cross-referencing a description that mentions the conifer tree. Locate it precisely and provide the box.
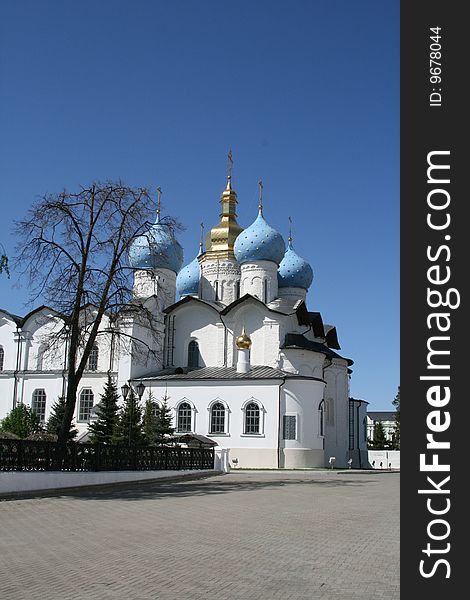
[112,388,143,446]
[88,377,120,444]
[155,395,175,445]
[46,397,78,441]
[142,392,159,446]
[371,421,388,449]
[392,386,400,449]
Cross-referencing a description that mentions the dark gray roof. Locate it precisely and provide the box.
[281,333,353,366]
[138,365,323,382]
[367,411,396,421]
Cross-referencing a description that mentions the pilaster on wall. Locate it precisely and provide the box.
[199,259,241,305]
[133,269,176,308]
[240,260,278,303]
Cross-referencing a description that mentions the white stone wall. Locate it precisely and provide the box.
[280,378,325,468]
[133,268,176,308]
[322,359,350,468]
[240,260,278,303]
[199,258,240,305]
[367,450,400,470]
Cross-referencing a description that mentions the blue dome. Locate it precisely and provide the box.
[277,241,313,290]
[128,216,184,273]
[176,247,201,297]
[234,211,285,265]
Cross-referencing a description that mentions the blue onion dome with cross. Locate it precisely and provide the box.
[176,230,204,297]
[277,220,313,290]
[234,180,286,265]
[128,189,184,273]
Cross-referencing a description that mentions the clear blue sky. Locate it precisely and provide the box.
[0,1,399,410]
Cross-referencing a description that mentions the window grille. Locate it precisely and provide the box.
[87,346,99,371]
[283,415,296,440]
[210,402,225,434]
[244,402,260,434]
[79,389,94,421]
[177,402,192,432]
[32,389,47,422]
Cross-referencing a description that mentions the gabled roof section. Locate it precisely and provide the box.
[367,411,396,421]
[0,308,23,326]
[163,295,221,315]
[220,294,286,317]
[308,312,325,338]
[323,324,341,350]
[281,333,353,366]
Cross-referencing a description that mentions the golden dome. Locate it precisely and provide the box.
[236,327,252,349]
[201,175,244,261]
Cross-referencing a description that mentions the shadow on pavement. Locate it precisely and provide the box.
[2,472,384,502]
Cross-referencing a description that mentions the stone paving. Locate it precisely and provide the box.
[0,470,399,600]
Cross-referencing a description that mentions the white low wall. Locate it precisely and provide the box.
[0,469,216,495]
[367,450,400,470]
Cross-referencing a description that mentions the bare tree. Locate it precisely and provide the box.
[0,243,9,277]
[15,181,179,443]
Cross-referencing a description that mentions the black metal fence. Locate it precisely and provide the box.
[0,439,214,472]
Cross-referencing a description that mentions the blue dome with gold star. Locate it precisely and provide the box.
[176,245,202,297]
[277,240,313,290]
[234,210,285,265]
[128,215,184,273]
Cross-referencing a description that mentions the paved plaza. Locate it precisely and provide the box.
[0,471,399,600]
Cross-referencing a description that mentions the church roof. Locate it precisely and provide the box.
[138,365,324,381]
[281,333,353,366]
[367,411,396,421]
[128,214,184,273]
[234,210,285,265]
[277,241,313,290]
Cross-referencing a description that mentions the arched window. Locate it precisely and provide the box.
[78,388,94,422]
[263,279,268,303]
[0,346,4,371]
[177,402,192,432]
[244,402,260,434]
[319,400,324,436]
[87,345,99,371]
[32,389,47,422]
[210,402,226,434]
[187,341,200,368]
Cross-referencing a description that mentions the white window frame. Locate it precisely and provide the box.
[31,389,47,423]
[207,398,230,436]
[78,388,94,422]
[241,398,265,437]
[174,398,196,433]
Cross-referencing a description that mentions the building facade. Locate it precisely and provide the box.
[0,174,368,468]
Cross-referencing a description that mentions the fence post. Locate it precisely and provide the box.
[17,439,24,472]
[94,443,101,472]
[132,445,137,470]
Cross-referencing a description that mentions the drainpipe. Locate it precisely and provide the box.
[356,401,363,469]
[277,376,287,469]
[12,326,23,409]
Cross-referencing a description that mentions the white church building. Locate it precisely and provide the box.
[0,175,368,468]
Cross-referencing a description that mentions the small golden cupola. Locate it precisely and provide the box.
[236,327,252,349]
[202,174,244,260]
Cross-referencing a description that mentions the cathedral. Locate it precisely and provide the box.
[0,174,368,468]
